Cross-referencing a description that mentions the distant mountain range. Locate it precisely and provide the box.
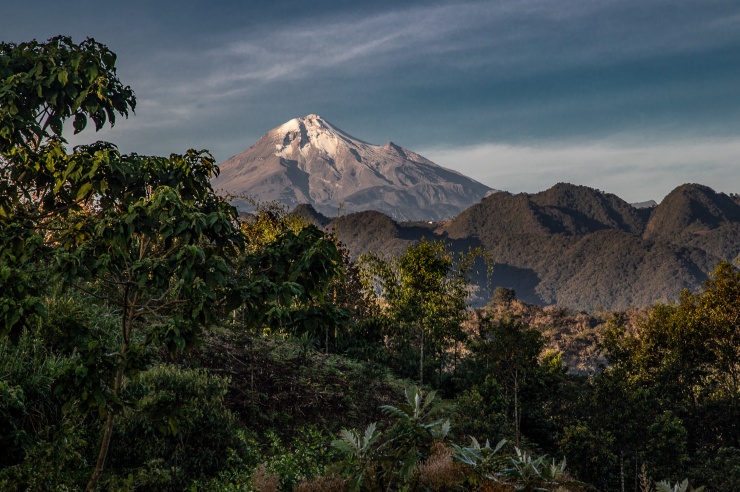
[212,116,740,311]
[293,183,740,312]
[212,114,492,221]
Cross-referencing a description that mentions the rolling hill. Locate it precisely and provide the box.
[302,183,740,311]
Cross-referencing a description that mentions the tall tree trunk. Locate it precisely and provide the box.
[419,326,424,385]
[86,288,135,491]
[514,368,520,449]
[86,342,127,490]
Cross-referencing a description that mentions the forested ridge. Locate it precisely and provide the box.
[309,182,740,312]
[1,37,739,492]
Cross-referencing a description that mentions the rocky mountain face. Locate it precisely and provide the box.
[299,183,740,312]
[213,114,493,221]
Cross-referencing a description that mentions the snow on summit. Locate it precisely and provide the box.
[213,115,493,221]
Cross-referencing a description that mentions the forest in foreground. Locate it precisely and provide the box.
[1,37,739,492]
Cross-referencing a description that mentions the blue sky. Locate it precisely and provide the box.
[4,0,740,202]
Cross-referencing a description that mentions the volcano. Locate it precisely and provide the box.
[212,114,493,221]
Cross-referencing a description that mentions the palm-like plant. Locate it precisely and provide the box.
[332,386,451,490]
[453,442,583,491]
[333,385,584,491]
[655,479,706,492]
[380,386,451,439]
[451,437,508,486]
[500,448,572,491]
[332,422,382,492]
[379,386,451,483]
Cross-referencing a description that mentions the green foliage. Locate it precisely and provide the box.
[450,437,508,485]
[105,365,246,490]
[655,479,705,492]
[558,262,740,490]
[0,228,46,340]
[380,386,452,483]
[0,419,91,491]
[694,447,740,492]
[193,331,403,444]
[51,147,242,489]
[0,331,92,491]
[360,239,478,384]
[458,316,554,448]
[332,423,382,491]
[0,331,71,468]
[557,423,618,489]
[231,205,347,348]
[0,36,135,340]
[331,385,583,491]
[646,411,689,482]
[453,439,586,491]
[499,448,575,491]
[602,261,740,402]
[261,427,340,490]
[492,286,517,306]
[185,430,262,492]
[331,385,453,490]
[191,426,339,492]
[54,147,241,344]
[452,385,508,443]
[0,36,135,152]
[0,35,253,490]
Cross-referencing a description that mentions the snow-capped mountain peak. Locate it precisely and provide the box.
[213,115,493,221]
[274,114,364,159]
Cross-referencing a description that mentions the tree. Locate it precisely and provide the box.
[53,148,242,490]
[491,286,516,306]
[466,317,546,448]
[0,36,134,154]
[231,202,349,351]
[360,239,478,385]
[0,36,136,340]
[1,36,248,490]
[581,262,740,489]
[602,261,740,402]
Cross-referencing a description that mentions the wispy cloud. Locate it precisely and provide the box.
[59,0,740,200]
[196,0,740,87]
[121,0,740,121]
[423,136,740,203]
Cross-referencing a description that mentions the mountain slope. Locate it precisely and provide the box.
[644,183,740,240]
[213,115,492,221]
[324,183,739,311]
[443,183,645,240]
[642,184,740,264]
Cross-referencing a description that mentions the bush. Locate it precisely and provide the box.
[106,365,251,489]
